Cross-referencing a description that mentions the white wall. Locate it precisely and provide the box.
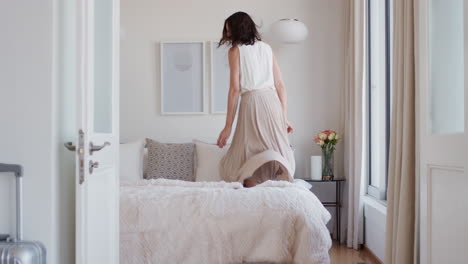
[0,1,73,263]
[0,0,57,262]
[120,0,346,179]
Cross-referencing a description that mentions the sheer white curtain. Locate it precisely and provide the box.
[340,0,367,249]
[385,0,416,263]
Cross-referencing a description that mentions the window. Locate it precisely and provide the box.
[367,0,391,200]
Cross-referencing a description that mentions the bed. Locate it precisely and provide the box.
[119,139,332,264]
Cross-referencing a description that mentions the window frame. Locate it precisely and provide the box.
[366,0,391,200]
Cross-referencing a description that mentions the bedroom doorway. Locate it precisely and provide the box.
[60,0,120,263]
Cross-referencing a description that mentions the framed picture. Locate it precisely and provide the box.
[210,41,230,114]
[160,41,205,115]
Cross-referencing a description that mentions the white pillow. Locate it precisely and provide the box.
[194,140,228,182]
[293,179,313,190]
[119,140,145,182]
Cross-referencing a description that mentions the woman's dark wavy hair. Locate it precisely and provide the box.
[219,11,261,47]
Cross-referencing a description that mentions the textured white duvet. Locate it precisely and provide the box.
[120,179,332,264]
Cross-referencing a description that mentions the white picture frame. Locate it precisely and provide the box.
[210,41,230,114]
[160,41,206,115]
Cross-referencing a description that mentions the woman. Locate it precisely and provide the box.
[217,11,295,187]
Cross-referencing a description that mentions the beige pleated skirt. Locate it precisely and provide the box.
[220,88,296,183]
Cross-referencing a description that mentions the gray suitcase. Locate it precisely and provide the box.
[0,163,46,264]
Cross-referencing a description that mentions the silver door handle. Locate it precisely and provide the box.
[89,160,99,174]
[89,141,111,155]
[64,142,76,152]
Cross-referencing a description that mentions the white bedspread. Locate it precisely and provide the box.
[120,179,332,264]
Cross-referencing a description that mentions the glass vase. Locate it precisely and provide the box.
[321,145,335,180]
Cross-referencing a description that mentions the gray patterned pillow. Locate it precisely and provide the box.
[145,139,195,181]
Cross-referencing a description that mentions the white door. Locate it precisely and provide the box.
[418,0,468,263]
[74,0,119,263]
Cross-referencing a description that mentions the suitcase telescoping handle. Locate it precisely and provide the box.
[0,163,23,241]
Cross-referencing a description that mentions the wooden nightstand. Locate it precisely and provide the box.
[304,179,345,241]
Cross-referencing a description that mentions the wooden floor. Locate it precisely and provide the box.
[329,241,382,264]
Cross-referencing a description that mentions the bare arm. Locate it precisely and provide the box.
[217,46,241,147]
[273,53,287,117]
[273,53,293,133]
[224,47,241,130]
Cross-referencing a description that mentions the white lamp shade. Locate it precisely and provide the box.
[271,19,308,44]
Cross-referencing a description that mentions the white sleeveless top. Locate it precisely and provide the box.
[237,41,275,94]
